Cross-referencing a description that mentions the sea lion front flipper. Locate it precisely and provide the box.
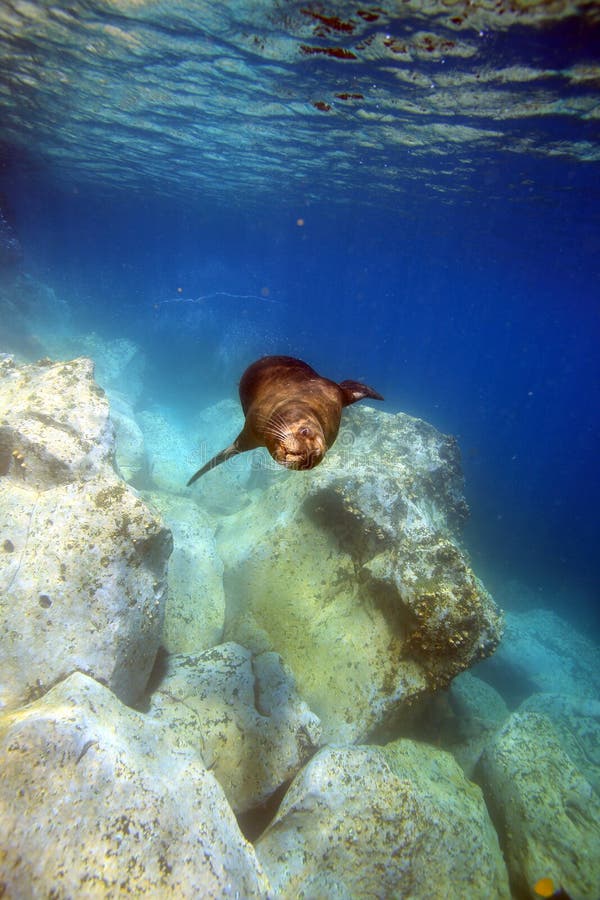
[339,379,384,407]
[186,442,241,486]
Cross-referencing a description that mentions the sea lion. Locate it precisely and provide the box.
[187,355,383,485]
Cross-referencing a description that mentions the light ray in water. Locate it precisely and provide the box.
[155,291,283,307]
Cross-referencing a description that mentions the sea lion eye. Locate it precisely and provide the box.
[299,427,311,437]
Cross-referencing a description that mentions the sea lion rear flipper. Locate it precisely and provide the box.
[186,443,241,486]
[339,379,384,407]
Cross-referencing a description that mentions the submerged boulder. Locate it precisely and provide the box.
[148,642,321,813]
[518,692,600,795]
[0,356,171,711]
[255,741,510,899]
[0,274,70,360]
[394,670,510,778]
[0,354,114,488]
[0,672,269,897]
[41,333,146,405]
[476,711,600,900]
[109,391,147,486]
[136,398,251,509]
[475,608,600,706]
[137,407,195,495]
[146,493,226,654]
[203,404,503,742]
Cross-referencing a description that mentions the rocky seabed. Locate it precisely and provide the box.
[1,351,599,899]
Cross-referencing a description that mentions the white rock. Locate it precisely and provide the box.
[477,711,600,899]
[478,609,600,703]
[137,407,194,495]
[108,390,147,485]
[0,355,114,489]
[148,642,321,813]
[256,742,510,899]
[0,672,270,898]
[146,493,226,653]
[0,356,172,711]
[42,333,146,404]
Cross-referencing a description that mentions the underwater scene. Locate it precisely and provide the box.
[1,0,600,897]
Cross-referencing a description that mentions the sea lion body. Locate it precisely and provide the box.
[187,355,383,485]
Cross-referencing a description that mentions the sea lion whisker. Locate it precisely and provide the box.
[259,413,293,441]
[256,411,286,430]
[269,412,291,430]
[253,412,281,430]
[265,425,290,441]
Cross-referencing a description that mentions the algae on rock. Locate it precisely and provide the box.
[212,404,503,742]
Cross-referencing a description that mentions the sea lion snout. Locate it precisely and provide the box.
[269,418,327,470]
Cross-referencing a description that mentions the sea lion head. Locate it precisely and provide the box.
[264,404,327,471]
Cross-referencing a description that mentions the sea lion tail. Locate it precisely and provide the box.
[186,443,240,486]
[339,380,384,407]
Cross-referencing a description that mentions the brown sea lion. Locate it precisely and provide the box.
[187,355,383,485]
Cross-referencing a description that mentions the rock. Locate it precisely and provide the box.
[211,405,502,742]
[148,642,321,813]
[476,609,600,706]
[0,355,114,489]
[144,493,225,653]
[0,273,70,360]
[444,671,510,775]
[519,693,600,795]
[109,391,147,486]
[398,671,510,778]
[0,356,172,711]
[137,407,195,495]
[0,672,270,897]
[256,742,510,899]
[42,333,146,405]
[476,711,600,900]
[186,399,255,514]
[0,476,171,711]
[139,398,253,509]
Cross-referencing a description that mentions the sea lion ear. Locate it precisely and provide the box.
[339,380,384,407]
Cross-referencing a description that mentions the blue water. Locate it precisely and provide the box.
[4,157,599,635]
[0,2,600,648]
